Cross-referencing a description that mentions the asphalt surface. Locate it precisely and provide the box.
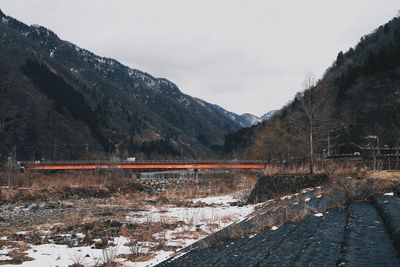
[159,195,400,267]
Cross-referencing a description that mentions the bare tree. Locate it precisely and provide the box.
[291,72,329,174]
[391,117,400,170]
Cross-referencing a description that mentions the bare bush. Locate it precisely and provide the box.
[94,245,120,267]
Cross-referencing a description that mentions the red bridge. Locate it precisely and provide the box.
[20,160,270,171]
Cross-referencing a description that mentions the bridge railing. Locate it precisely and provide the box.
[19,159,269,166]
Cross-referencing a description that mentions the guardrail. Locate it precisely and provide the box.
[20,159,269,165]
[19,160,271,171]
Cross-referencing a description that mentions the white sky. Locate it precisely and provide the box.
[1,1,399,116]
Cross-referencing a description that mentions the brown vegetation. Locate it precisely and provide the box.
[0,169,257,204]
[0,240,33,265]
[0,171,138,203]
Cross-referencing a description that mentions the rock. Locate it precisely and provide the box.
[130,182,144,191]
[83,230,94,245]
[98,211,113,216]
[109,220,122,228]
[47,202,57,209]
[94,239,103,249]
[53,235,65,245]
[27,203,38,212]
[156,196,169,205]
[84,223,95,231]
[61,201,74,208]
[94,237,108,249]
[64,235,74,246]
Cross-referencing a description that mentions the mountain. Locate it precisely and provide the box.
[238,111,278,126]
[195,99,259,128]
[224,15,400,160]
[0,10,249,160]
[259,110,278,122]
[194,98,276,128]
[239,113,260,127]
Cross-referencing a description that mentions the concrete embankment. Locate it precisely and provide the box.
[159,174,400,266]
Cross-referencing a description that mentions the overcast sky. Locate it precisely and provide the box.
[1,1,399,116]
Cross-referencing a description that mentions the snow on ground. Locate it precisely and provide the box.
[4,193,256,267]
[122,194,257,266]
[20,239,127,267]
[0,248,12,261]
[190,194,238,205]
[127,200,254,231]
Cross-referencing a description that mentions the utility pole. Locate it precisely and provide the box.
[7,146,16,188]
[377,136,380,155]
[327,131,331,156]
[86,143,89,160]
[366,136,379,170]
[7,156,11,188]
[396,138,399,170]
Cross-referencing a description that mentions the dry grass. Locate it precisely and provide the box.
[96,246,120,267]
[0,171,135,191]
[94,262,121,267]
[263,165,309,175]
[325,169,400,202]
[245,197,310,235]
[364,170,400,181]
[323,161,367,181]
[0,169,259,204]
[147,170,259,202]
[62,211,84,226]
[119,224,166,244]
[0,171,138,203]
[0,240,33,265]
[117,252,154,262]
[159,186,199,201]
[172,229,208,241]
[123,238,155,262]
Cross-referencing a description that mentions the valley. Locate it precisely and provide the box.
[1,4,400,267]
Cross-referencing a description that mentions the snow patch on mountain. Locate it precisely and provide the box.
[259,110,277,122]
[240,113,260,126]
[193,98,276,128]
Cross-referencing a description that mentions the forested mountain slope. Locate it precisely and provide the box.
[0,10,250,160]
[225,15,400,161]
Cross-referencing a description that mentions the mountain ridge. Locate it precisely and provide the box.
[0,10,263,160]
[224,14,400,160]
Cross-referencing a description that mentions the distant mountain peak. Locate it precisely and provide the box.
[239,113,260,125]
[260,110,278,122]
[0,9,4,17]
